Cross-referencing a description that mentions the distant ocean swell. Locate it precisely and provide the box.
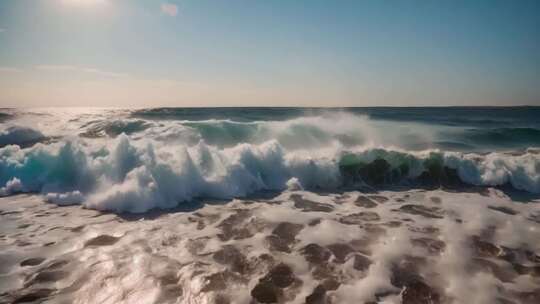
[0,133,538,213]
[58,115,540,150]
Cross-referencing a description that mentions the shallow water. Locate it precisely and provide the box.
[0,189,539,303]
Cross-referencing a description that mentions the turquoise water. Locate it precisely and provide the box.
[0,107,539,212]
[133,107,540,152]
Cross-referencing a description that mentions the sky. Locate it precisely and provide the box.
[0,0,539,107]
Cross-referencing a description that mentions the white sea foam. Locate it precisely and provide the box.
[0,132,539,212]
[0,109,538,212]
[0,177,23,196]
[1,108,539,304]
[2,188,538,303]
[45,190,84,205]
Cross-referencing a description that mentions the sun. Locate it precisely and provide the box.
[62,0,107,5]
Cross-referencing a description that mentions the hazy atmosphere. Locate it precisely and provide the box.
[1,2,540,304]
[1,0,539,107]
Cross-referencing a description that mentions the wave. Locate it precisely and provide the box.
[0,135,538,213]
[0,112,13,123]
[79,119,152,138]
[74,112,540,155]
[78,112,373,149]
[0,125,47,148]
[132,107,540,126]
[131,107,310,122]
[460,127,540,147]
[182,120,261,147]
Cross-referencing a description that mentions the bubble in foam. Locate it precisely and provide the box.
[0,177,23,196]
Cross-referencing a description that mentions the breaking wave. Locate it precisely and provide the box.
[0,125,47,148]
[79,119,152,138]
[0,134,538,213]
[63,110,540,151]
[0,112,13,123]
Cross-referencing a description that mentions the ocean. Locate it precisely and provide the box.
[0,107,539,303]
[1,106,539,208]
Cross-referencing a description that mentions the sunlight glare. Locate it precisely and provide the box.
[62,0,108,6]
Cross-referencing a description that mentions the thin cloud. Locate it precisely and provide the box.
[35,65,130,78]
[0,28,6,33]
[161,3,178,17]
[0,67,21,73]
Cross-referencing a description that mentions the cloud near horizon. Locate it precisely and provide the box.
[0,67,21,73]
[160,3,178,17]
[0,63,350,107]
[35,65,130,78]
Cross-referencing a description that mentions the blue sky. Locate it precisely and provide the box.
[0,0,539,107]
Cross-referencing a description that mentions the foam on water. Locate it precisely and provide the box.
[0,133,538,212]
[0,108,539,212]
[1,188,539,303]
